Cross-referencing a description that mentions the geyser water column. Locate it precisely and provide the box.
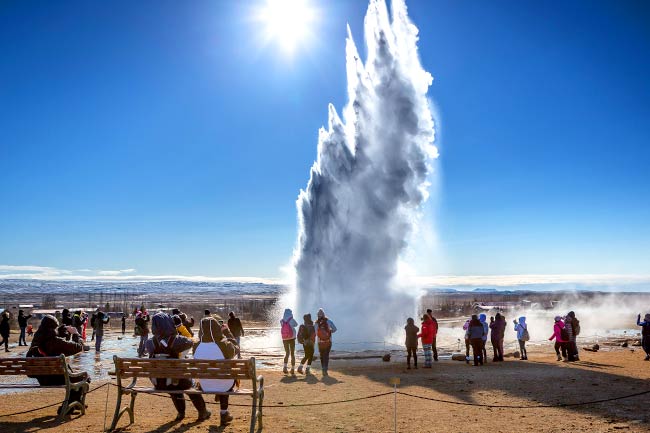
[292,0,437,343]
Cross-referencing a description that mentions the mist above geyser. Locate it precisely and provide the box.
[292,0,437,342]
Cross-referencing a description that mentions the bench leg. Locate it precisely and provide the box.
[258,388,264,430]
[109,390,138,431]
[249,395,257,433]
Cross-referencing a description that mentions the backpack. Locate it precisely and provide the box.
[281,318,294,340]
[521,325,530,342]
[297,325,305,344]
[572,318,580,336]
[560,326,569,341]
[317,319,332,343]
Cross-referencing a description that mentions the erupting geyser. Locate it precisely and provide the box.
[291,0,438,342]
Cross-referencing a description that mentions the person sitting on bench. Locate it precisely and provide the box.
[144,312,211,422]
[27,315,90,415]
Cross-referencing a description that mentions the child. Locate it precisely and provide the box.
[404,318,419,369]
[637,313,650,361]
[513,317,529,360]
[297,313,316,374]
[417,315,434,368]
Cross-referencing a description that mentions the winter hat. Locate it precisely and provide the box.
[204,310,211,316]
[304,313,313,325]
[229,311,235,318]
[172,308,180,316]
[407,317,414,325]
[554,316,562,322]
[317,308,325,319]
[172,315,182,327]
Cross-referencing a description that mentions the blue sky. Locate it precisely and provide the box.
[1,0,649,279]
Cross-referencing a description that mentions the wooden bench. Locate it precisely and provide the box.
[109,356,264,432]
[0,354,89,420]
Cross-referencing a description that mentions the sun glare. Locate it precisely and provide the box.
[256,0,318,55]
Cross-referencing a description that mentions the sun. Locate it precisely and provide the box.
[255,0,318,55]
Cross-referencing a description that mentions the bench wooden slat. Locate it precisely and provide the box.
[123,386,254,395]
[0,357,66,376]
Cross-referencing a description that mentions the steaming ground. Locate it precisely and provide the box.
[292,0,437,342]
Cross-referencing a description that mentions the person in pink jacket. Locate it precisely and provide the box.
[549,316,568,361]
[417,315,435,368]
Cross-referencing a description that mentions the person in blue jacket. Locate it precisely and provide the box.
[637,313,650,361]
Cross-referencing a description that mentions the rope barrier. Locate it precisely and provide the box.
[396,389,650,409]
[0,382,109,418]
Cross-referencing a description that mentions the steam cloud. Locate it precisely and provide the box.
[292,0,437,341]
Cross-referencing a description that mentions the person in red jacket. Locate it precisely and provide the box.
[426,309,439,362]
[549,316,568,361]
[417,314,435,368]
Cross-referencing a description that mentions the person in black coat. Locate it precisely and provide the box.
[227,311,244,359]
[27,315,90,414]
[18,310,32,346]
[0,312,10,352]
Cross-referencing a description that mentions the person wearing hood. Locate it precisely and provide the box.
[315,308,337,376]
[280,308,298,374]
[27,315,89,415]
[489,313,506,361]
[297,313,316,374]
[549,316,568,361]
[513,317,529,360]
[135,310,150,357]
[467,315,486,366]
[18,309,32,346]
[636,313,650,361]
[145,312,212,423]
[405,317,419,369]
[0,312,10,352]
[479,314,489,363]
[565,311,580,361]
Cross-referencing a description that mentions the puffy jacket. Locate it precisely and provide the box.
[405,322,419,348]
[549,320,567,343]
[479,314,489,341]
[18,313,32,328]
[228,317,244,338]
[489,317,506,340]
[468,323,485,340]
[29,315,83,357]
[514,317,528,340]
[418,318,435,345]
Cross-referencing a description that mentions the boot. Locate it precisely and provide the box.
[297,364,304,374]
[290,366,295,375]
[305,366,311,374]
[557,354,562,361]
[645,355,650,361]
[197,409,211,421]
[282,364,288,374]
[220,411,233,425]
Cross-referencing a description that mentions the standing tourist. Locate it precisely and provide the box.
[404,317,419,369]
[135,310,150,357]
[566,311,580,361]
[171,308,195,336]
[316,308,337,376]
[227,311,244,359]
[121,314,126,335]
[297,313,316,374]
[513,317,529,360]
[280,308,298,374]
[637,313,650,361]
[18,309,32,346]
[489,313,506,361]
[418,314,435,368]
[468,315,485,366]
[479,314,489,363]
[426,309,439,362]
[0,312,10,352]
[94,308,110,352]
[549,316,568,361]
[463,319,471,364]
